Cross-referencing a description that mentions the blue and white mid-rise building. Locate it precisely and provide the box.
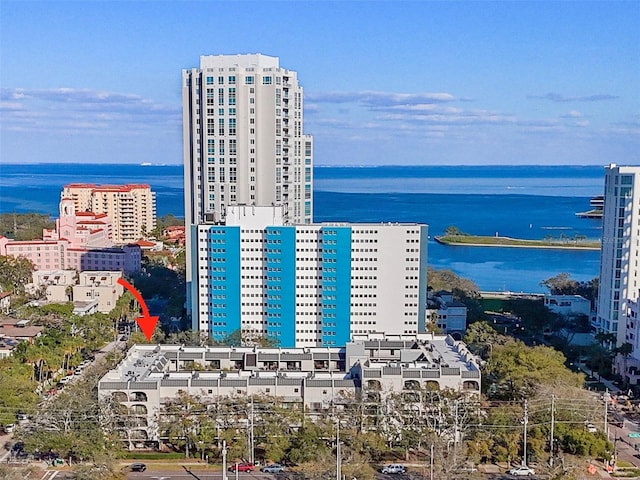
[192,206,428,347]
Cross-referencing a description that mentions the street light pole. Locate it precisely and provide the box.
[523,400,529,466]
[222,440,228,480]
[250,397,255,466]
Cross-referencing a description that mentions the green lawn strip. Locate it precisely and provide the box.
[435,235,600,250]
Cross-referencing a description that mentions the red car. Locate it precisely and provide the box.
[229,462,254,472]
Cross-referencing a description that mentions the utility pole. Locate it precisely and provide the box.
[430,443,434,480]
[250,398,255,465]
[453,399,460,466]
[336,418,341,480]
[604,390,609,439]
[549,395,555,467]
[523,400,529,467]
[222,440,228,480]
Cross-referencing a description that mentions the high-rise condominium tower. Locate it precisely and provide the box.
[61,183,156,244]
[596,165,640,378]
[182,54,313,226]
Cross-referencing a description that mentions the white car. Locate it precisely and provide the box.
[381,464,406,474]
[586,423,597,433]
[508,465,535,476]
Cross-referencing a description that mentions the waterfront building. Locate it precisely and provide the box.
[596,164,640,383]
[43,198,112,248]
[544,294,591,318]
[0,198,141,275]
[62,183,156,244]
[426,290,468,335]
[182,54,313,315]
[98,334,481,448]
[191,205,428,347]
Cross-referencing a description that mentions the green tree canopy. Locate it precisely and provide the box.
[0,255,34,294]
[541,273,598,302]
[486,341,584,400]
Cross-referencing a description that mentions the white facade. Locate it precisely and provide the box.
[182,54,313,227]
[426,291,468,333]
[596,165,640,356]
[183,55,313,316]
[98,334,481,447]
[544,295,591,318]
[192,206,428,347]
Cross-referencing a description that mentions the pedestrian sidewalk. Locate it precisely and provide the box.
[575,362,622,394]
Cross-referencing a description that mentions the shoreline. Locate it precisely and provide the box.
[434,235,601,251]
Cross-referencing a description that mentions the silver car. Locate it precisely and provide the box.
[381,464,406,474]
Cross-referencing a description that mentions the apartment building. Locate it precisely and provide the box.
[73,271,124,313]
[98,334,481,448]
[62,183,156,244]
[191,205,428,347]
[596,164,640,383]
[426,291,468,334]
[28,269,77,303]
[182,53,312,226]
[183,54,313,315]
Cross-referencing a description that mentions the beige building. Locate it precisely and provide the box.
[73,271,124,313]
[28,269,77,303]
[62,184,156,244]
[98,334,480,448]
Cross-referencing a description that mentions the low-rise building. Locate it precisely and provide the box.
[0,292,11,314]
[544,295,591,318]
[98,333,480,448]
[0,337,19,359]
[163,226,185,246]
[73,271,124,313]
[0,318,44,344]
[28,269,77,303]
[427,290,468,334]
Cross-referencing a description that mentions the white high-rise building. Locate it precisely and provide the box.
[191,206,428,347]
[182,54,313,315]
[596,164,640,382]
[182,54,313,226]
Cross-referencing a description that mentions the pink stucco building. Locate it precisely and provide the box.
[0,199,141,275]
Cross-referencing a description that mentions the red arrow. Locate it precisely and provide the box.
[117,278,159,341]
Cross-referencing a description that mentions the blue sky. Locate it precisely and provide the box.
[1,1,638,166]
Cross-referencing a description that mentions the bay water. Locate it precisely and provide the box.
[0,164,604,293]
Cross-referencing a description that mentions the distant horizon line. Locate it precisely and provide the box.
[1,162,632,168]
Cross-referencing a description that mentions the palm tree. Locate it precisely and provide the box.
[616,342,633,385]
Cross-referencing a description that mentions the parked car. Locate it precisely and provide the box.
[508,465,535,476]
[3,424,15,434]
[130,463,147,472]
[230,462,255,472]
[261,463,286,473]
[586,423,597,433]
[381,464,406,474]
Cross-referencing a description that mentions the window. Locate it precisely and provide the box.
[228,75,236,84]
[245,76,254,85]
[263,76,272,85]
[206,76,214,85]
